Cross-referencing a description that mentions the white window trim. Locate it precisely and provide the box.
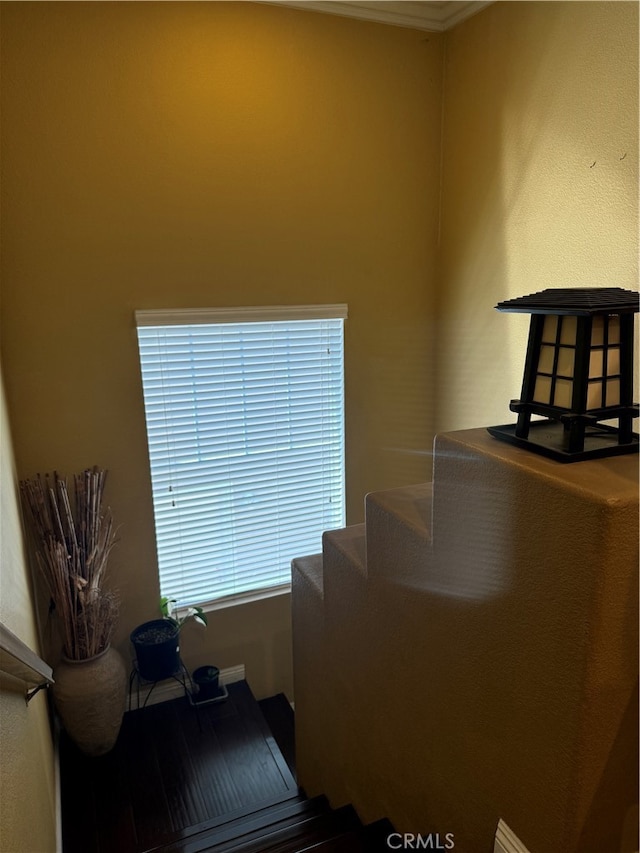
[135,304,348,327]
[175,583,292,618]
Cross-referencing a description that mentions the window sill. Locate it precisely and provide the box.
[177,584,292,617]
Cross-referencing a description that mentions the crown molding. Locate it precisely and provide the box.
[437,1,493,30]
[258,1,493,32]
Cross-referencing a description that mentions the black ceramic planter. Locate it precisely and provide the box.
[192,665,221,701]
[130,619,180,682]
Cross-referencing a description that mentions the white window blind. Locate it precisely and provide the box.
[135,305,347,608]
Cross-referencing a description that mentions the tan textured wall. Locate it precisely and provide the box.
[294,429,639,853]
[437,0,639,433]
[0,2,443,699]
[0,368,57,853]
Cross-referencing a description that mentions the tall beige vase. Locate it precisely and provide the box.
[53,645,127,756]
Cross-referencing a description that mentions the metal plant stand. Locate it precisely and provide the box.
[128,657,194,712]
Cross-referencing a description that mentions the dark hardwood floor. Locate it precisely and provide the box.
[59,681,298,853]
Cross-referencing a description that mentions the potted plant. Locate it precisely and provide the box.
[130,597,207,682]
[20,468,126,756]
[192,665,221,702]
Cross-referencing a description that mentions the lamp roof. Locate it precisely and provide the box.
[496,287,639,315]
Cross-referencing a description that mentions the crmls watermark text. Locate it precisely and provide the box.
[387,833,455,850]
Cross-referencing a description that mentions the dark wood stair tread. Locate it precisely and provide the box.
[209,805,361,853]
[149,795,332,852]
[149,784,395,853]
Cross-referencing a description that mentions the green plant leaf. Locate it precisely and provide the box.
[160,596,177,619]
[188,606,208,627]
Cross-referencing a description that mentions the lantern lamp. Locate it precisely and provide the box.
[487,287,639,462]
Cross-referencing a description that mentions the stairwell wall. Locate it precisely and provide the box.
[436,0,639,433]
[0,366,57,853]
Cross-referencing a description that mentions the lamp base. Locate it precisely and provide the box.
[487,419,639,463]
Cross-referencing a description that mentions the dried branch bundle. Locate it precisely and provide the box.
[20,468,119,660]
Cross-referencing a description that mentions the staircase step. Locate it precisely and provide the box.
[295,817,393,852]
[321,524,368,608]
[219,805,361,853]
[149,787,393,853]
[361,818,395,851]
[365,483,433,588]
[173,804,359,853]
[368,483,432,537]
[323,524,366,574]
[147,794,328,852]
[291,553,324,599]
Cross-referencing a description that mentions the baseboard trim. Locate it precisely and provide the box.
[131,663,245,709]
[494,819,532,853]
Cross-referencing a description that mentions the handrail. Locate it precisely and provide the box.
[0,622,54,704]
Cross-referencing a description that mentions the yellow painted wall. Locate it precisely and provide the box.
[437,0,639,433]
[0,1,444,699]
[0,367,57,853]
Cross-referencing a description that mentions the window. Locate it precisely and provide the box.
[135,305,347,608]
